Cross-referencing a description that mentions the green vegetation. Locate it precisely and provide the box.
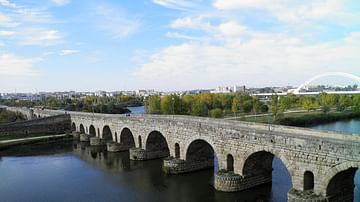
[0,95,143,114]
[144,93,268,117]
[0,110,25,124]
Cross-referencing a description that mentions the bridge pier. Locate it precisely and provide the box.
[287,189,328,202]
[79,133,90,142]
[129,148,169,160]
[90,137,105,146]
[162,158,213,174]
[106,142,131,152]
[214,169,272,192]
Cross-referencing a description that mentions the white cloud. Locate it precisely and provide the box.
[0,41,4,46]
[0,14,19,27]
[213,0,358,23]
[51,0,70,6]
[60,49,80,56]
[19,29,64,46]
[0,0,18,9]
[132,32,360,90]
[152,0,201,11]
[0,30,15,36]
[94,5,140,39]
[218,21,247,37]
[0,53,39,76]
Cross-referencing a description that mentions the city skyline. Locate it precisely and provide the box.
[1,0,360,92]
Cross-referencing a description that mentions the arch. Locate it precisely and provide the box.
[241,147,293,175]
[71,122,76,132]
[120,128,135,149]
[145,131,169,156]
[304,171,314,191]
[138,136,142,148]
[114,132,118,142]
[322,162,360,190]
[227,154,234,172]
[175,143,180,159]
[326,168,358,201]
[89,125,96,137]
[185,139,215,162]
[294,72,360,93]
[102,125,113,142]
[79,124,85,134]
[241,149,293,196]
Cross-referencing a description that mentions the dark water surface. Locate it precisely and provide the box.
[0,119,359,202]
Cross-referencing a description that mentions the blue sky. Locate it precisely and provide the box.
[0,0,360,93]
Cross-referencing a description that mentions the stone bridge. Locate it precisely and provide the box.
[7,107,360,202]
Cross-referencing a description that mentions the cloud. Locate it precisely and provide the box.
[94,5,140,39]
[60,49,80,56]
[0,0,18,9]
[0,53,39,76]
[152,0,201,11]
[0,41,4,46]
[132,32,360,90]
[213,0,359,24]
[19,29,64,46]
[51,0,70,6]
[0,14,19,27]
[0,30,15,36]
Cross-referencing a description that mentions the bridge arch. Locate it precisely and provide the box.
[145,131,170,156]
[175,143,180,159]
[185,139,218,171]
[320,162,360,197]
[120,127,135,149]
[79,124,85,134]
[294,72,360,93]
[89,125,96,137]
[102,125,113,142]
[71,122,76,132]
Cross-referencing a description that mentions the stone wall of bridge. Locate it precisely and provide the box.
[10,107,360,201]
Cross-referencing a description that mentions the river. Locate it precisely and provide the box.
[0,119,358,202]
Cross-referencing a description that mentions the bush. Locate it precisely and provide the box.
[210,108,223,118]
[260,105,269,113]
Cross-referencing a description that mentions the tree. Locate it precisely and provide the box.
[271,95,283,121]
[147,95,161,114]
[301,97,317,112]
[353,94,360,111]
[191,100,207,116]
[210,108,223,118]
[231,97,240,115]
[338,95,352,111]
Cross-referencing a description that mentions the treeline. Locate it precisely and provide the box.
[0,95,143,114]
[144,93,268,118]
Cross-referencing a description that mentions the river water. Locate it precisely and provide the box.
[0,119,359,202]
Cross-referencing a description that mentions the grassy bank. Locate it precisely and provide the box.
[239,111,360,127]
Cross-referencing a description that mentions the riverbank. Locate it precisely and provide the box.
[239,111,360,127]
[0,134,74,150]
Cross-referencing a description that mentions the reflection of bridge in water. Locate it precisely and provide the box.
[7,106,360,202]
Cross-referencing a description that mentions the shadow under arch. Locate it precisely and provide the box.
[185,139,219,172]
[102,125,113,143]
[145,130,170,157]
[120,127,135,149]
[241,148,293,201]
[322,162,360,201]
[71,122,76,132]
[79,124,85,134]
[89,125,96,137]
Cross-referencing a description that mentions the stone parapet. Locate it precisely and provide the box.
[163,158,213,174]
